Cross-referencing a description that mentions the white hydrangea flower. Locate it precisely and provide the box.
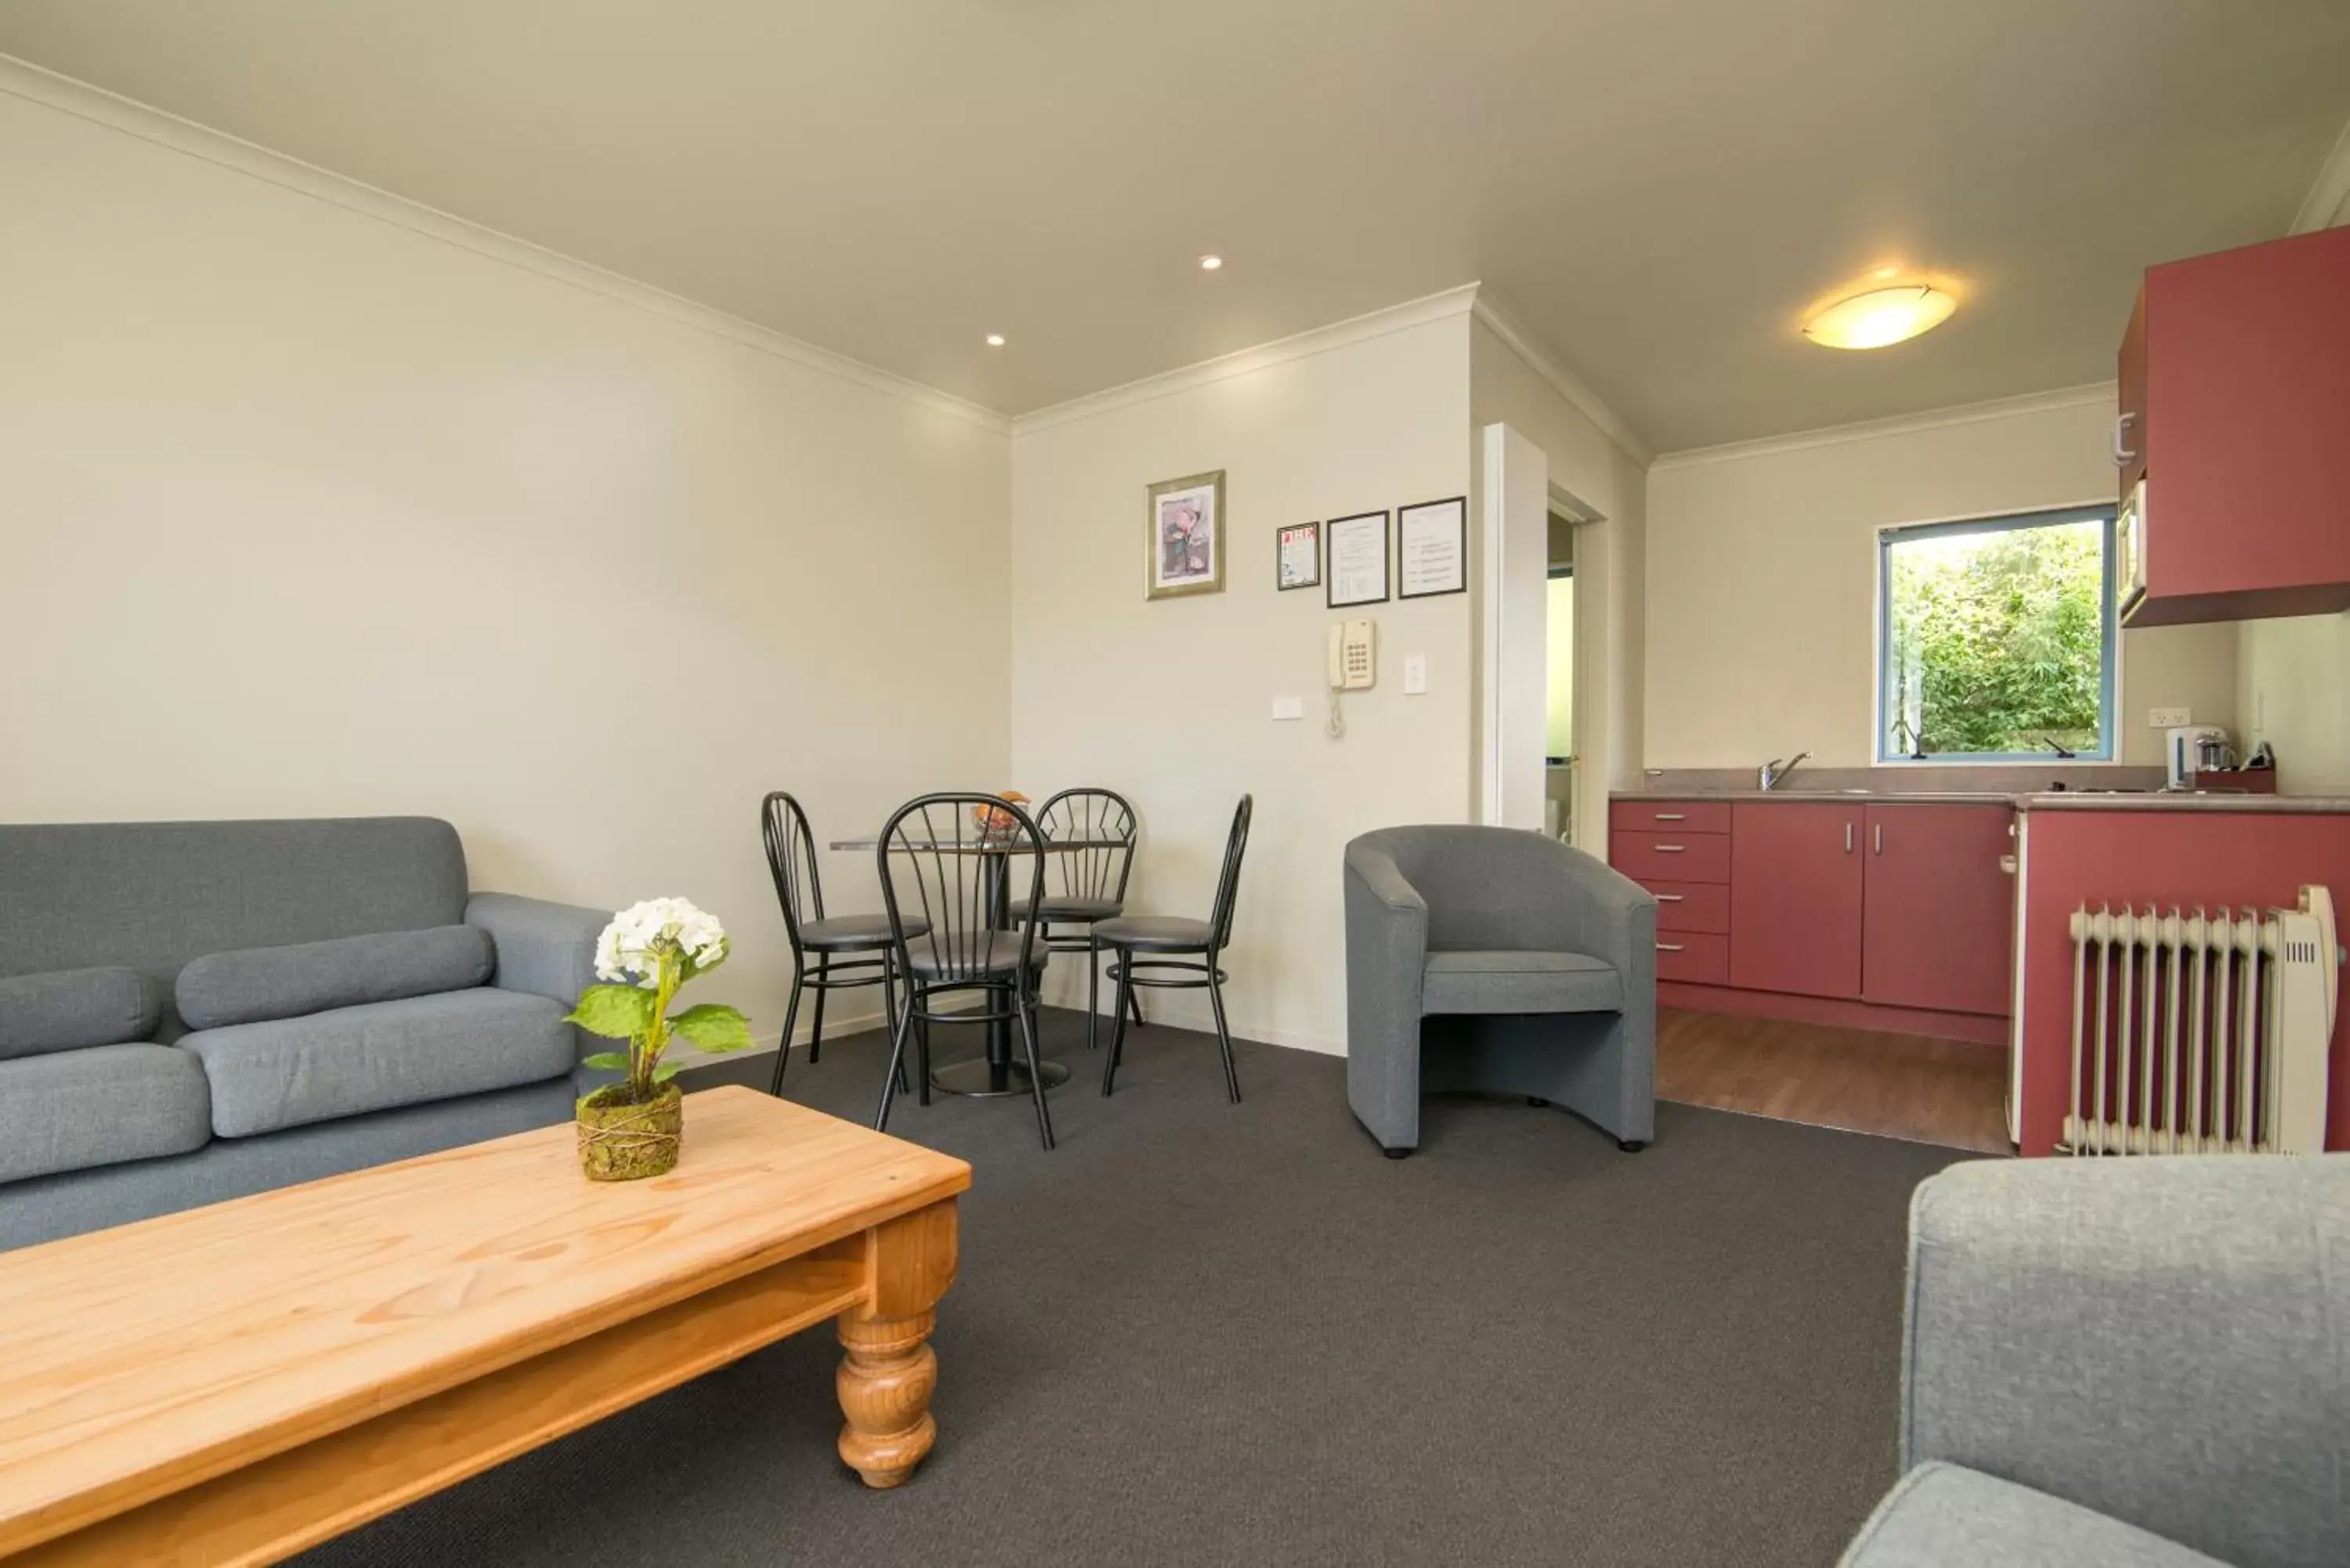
[594,896,729,988]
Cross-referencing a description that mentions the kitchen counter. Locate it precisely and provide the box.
[1614,787,2350,814]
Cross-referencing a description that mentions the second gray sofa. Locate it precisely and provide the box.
[1343,825,1657,1155]
[0,816,607,1252]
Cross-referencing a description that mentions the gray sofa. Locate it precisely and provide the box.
[1841,1154,2350,1568]
[0,817,607,1252]
[1343,826,1656,1155]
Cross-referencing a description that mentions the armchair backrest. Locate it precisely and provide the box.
[1351,825,1614,951]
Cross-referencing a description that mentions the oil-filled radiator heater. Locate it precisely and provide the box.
[2064,886,2338,1155]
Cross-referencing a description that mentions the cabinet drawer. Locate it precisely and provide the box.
[1654,932,1728,985]
[1611,800,1731,836]
[1643,880,1730,935]
[1612,833,1731,885]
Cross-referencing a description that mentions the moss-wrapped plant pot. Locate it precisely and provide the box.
[576,1082,684,1181]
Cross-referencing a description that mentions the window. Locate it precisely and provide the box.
[1877,505,2117,763]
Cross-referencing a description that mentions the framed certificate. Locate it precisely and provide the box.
[1397,496,1467,599]
[1276,522,1321,591]
[1325,511,1390,609]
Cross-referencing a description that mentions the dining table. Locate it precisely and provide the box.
[827,830,1129,1098]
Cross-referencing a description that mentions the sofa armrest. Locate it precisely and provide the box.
[1542,843,1655,980]
[465,893,606,1010]
[1902,1155,2350,1568]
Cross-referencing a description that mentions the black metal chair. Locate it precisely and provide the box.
[1096,794,1252,1103]
[875,793,1056,1149]
[760,791,925,1097]
[1020,787,1147,1050]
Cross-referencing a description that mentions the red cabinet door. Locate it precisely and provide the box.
[1860,804,2015,1016]
[1729,803,1864,999]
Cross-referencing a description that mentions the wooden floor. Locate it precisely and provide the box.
[1656,1008,2012,1154]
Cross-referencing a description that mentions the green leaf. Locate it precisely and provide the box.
[652,1059,687,1082]
[565,984,657,1040]
[671,1003,753,1054]
[580,1050,633,1072]
[680,936,731,981]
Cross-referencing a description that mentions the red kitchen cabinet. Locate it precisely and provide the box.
[1860,804,2014,1016]
[1729,803,1864,999]
[2121,224,2350,626]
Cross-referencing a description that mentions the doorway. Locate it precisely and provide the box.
[1545,514,1576,842]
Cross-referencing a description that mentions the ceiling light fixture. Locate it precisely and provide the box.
[1198,254,1224,271]
[985,334,1006,347]
[1803,284,1958,350]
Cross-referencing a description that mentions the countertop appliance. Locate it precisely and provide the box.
[2165,724,2232,790]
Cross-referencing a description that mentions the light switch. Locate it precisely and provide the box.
[1271,695,1304,721]
[1403,655,1428,695]
[2148,706,2192,728]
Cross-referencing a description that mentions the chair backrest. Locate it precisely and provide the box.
[877,793,1047,985]
[1208,795,1253,951]
[759,792,826,952]
[1034,787,1138,905]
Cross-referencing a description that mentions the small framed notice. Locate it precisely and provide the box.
[1276,521,1321,591]
[1325,511,1390,609]
[1397,496,1467,599]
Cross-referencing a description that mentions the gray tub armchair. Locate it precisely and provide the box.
[1343,826,1657,1156]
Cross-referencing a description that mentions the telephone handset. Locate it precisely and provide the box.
[1328,619,1376,690]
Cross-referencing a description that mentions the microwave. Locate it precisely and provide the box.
[2117,479,2147,623]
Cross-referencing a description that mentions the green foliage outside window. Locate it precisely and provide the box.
[1882,516,2109,758]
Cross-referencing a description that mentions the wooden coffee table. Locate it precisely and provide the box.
[0,1085,970,1565]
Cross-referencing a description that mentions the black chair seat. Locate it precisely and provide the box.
[903,945,1041,978]
[1094,914,1213,952]
[800,912,928,950]
[1021,894,1123,923]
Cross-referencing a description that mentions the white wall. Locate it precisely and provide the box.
[0,84,1012,1044]
[1644,390,2236,771]
[1009,310,1476,1054]
[2237,612,2350,794]
[1469,316,1648,851]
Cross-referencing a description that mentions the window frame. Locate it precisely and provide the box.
[1872,502,2120,766]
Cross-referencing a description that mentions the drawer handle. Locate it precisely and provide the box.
[1654,893,1684,902]
[1657,942,1685,952]
[1654,812,1686,821]
[1654,844,1686,853]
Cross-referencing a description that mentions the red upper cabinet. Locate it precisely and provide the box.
[1860,804,2014,1017]
[2123,225,2350,626]
[1729,803,1864,999]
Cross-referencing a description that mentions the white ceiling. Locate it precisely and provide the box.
[4,1,2347,450]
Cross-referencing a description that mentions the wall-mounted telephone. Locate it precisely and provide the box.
[1328,619,1376,690]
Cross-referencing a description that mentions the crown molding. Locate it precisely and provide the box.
[2291,110,2350,233]
[0,53,1012,433]
[1010,284,1481,435]
[1466,294,1654,468]
[1648,381,2117,473]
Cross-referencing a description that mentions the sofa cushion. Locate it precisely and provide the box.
[1420,949,1623,1016]
[0,1045,211,1185]
[179,988,576,1138]
[176,926,495,1031]
[0,966,157,1060]
[1838,1463,2229,1568]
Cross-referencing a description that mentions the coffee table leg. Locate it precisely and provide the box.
[836,1310,938,1488]
[836,1199,957,1489]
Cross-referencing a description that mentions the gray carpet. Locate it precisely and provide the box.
[295,1009,1970,1568]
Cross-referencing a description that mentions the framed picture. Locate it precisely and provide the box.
[1325,511,1390,608]
[1145,471,1226,600]
[1276,521,1321,591]
[1397,496,1468,599]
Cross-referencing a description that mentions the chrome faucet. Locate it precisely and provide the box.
[1758,751,1812,792]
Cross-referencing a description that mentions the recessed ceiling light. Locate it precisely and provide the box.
[1803,284,1958,350]
[1198,254,1224,271]
[985,334,1006,347]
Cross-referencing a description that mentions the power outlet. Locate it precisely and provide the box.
[2147,706,2193,728]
